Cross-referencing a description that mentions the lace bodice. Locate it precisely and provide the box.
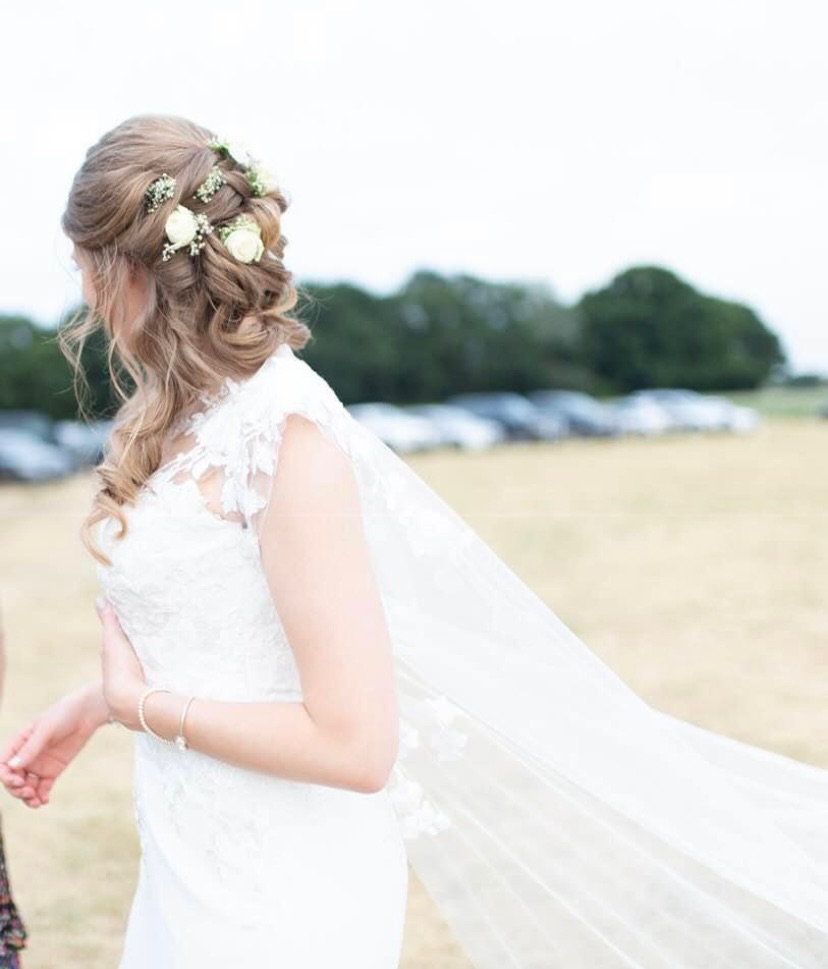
[96,343,468,845]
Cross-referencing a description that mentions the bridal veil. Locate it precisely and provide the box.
[224,345,828,968]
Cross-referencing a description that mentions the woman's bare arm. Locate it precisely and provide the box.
[125,414,400,794]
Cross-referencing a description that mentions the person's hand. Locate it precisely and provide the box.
[96,596,146,730]
[0,683,108,808]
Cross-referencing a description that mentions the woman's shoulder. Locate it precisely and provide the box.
[244,344,350,434]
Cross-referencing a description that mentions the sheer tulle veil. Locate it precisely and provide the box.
[254,347,828,967]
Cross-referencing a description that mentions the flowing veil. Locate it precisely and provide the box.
[224,346,828,967]
[253,356,828,968]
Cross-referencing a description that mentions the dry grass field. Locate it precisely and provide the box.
[0,418,825,967]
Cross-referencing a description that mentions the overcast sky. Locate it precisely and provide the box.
[3,0,826,371]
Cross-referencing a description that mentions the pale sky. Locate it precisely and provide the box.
[2,0,826,371]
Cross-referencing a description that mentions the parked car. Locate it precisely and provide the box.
[703,396,761,432]
[606,396,673,436]
[0,428,78,482]
[627,390,718,432]
[445,392,567,441]
[527,390,620,437]
[0,409,57,443]
[54,419,113,465]
[404,404,505,451]
[346,402,441,453]
[631,389,760,433]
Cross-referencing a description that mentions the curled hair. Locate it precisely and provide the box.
[58,113,313,565]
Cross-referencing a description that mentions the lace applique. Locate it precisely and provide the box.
[138,737,300,905]
[156,348,352,535]
[387,695,470,840]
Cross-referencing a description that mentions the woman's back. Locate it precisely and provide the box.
[96,343,409,967]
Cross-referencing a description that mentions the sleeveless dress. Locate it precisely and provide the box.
[95,343,410,968]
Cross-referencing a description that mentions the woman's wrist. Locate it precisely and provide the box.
[141,690,191,744]
[76,680,112,732]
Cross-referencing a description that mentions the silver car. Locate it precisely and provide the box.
[607,396,673,436]
[445,392,567,442]
[0,429,77,481]
[404,404,505,451]
[632,389,759,432]
[346,402,442,453]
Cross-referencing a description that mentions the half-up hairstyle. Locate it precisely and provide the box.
[59,113,313,565]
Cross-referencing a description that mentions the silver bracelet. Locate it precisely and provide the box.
[176,696,196,752]
[137,687,195,750]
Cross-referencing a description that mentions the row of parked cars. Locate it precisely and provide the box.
[346,388,763,453]
[0,411,113,482]
[0,387,799,481]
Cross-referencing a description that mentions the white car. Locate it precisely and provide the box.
[703,397,761,432]
[54,418,113,464]
[404,404,505,451]
[0,429,77,481]
[346,402,441,453]
[633,390,760,433]
[607,397,673,436]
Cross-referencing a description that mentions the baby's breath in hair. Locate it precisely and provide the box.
[194,164,226,203]
[205,133,277,198]
[144,172,176,213]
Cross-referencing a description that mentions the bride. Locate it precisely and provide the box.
[0,113,826,968]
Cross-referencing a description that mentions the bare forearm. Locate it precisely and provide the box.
[141,691,393,794]
[77,679,112,731]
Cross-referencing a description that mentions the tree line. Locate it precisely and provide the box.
[0,264,787,421]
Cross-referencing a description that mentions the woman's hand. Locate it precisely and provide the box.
[0,682,109,808]
[96,596,146,731]
[0,596,146,809]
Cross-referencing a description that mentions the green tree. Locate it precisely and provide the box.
[576,266,785,392]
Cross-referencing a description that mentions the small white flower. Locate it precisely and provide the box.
[223,224,265,264]
[416,800,452,837]
[431,726,469,762]
[425,694,461,729]
[226,140,253,168]
[247,163,279,196]
[209,133,253,168]
[165,205,199,247]
[257,167,279,192]
[387,773,423,815]
[398,719,420,760]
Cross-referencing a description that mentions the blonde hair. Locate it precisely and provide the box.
[59,113,313,565]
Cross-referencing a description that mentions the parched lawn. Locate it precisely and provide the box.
[725,384,827,418]
[0,417,825,967]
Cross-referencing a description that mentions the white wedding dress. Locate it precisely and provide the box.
[95,341,828,968]
[95,344,410,968]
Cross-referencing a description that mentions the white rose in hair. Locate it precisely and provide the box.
[261,169,279,191]
[250,164,279,194]
[165,205,198,247]
[226,139,253,168]
[224,225,265,264]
